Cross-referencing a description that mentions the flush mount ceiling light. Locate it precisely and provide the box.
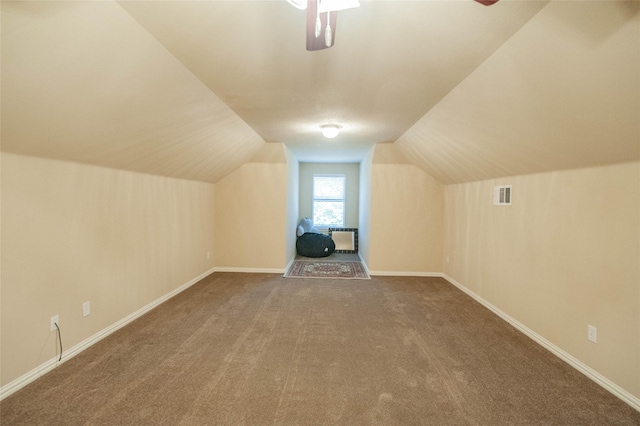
[320,124,342,139]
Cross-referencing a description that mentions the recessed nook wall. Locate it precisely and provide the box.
[298,163,360,230]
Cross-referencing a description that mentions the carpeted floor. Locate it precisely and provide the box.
[2,273,639,425]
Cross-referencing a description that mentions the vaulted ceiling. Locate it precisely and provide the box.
[2,1,638,184]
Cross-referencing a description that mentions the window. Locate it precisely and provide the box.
[313,175,345,227]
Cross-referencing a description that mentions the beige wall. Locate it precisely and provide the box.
[214,161,288,270]
[368,159,444,274]
[285,147,300,264]
[298,163,360,230]
[443,162,640,399]
[1,153,215,386]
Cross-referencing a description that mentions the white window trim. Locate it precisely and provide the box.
[312,174,346,228]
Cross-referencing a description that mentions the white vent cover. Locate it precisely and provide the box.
[493,185,512,206]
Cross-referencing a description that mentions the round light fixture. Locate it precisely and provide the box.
[320,124,342,139]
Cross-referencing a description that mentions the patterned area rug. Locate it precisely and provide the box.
[284,260,370,279]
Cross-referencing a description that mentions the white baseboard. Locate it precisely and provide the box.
[442,273,640,413]
[369,270,443,277]
[214,267,285,274]
[0,267,216,401]
[284,256,296,274]
[359,256,370,276]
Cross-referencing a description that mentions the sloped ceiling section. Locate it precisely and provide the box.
[117,0,547,163]
[396,1,640,184]
[2,1,637,184]
[1,1,264,183]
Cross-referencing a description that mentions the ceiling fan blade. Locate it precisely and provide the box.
[306,0,337,51]
[474,0,499,5]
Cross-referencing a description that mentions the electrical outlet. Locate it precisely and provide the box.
[206,251,210,260]
[50,315,59,332]
[588,325,597,343]
[446,256,450,264]
[83,301,91,317]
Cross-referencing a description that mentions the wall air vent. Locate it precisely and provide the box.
[493,185,512,206]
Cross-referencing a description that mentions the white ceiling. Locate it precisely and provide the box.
[2,1,638,182]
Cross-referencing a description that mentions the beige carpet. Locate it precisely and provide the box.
[2,273,639,425]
